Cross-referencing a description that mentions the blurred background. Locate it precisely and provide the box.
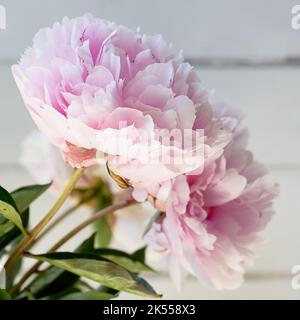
[0,0,300,299]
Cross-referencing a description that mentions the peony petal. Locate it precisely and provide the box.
[204,169,247,206]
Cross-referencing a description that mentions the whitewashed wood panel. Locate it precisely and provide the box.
[200,68,300,167]
[0,0,299,61]
[120,273,300,300]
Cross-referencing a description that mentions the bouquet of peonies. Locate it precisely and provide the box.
[0,14,278,300]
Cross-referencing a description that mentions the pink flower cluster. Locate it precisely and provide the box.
[14,15,278,290]
[141,106,279,289]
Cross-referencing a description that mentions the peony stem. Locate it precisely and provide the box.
[5,168,84,273]
[11,198,135,296]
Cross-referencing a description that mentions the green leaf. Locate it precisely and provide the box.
[0,289,11,300]
[46,287,81,300]
[26,252,161,298]
[0,200,28,237]
[91,247,146,295]
[76,233,96,253]
[11,183,51,213]
[0,221,13,236]
[25,267,78,299]
[0,186,18,224]
[0,209,29,253]
[15,291,35,300]
[132,246,147,263]
[0,186,30,253]
[92,181,113,248]
[60,290,115,300]
[143,211,161,237]
[94,218,112,248]
[94,248,153,273]
[0,186,17,208]
[98,285,119,296]
[6,256,22,289]
[24,234,96,299]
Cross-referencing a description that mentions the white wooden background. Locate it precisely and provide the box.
[0,0,300,299]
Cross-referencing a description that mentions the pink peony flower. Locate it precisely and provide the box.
[12,14,230,188]
[144,105,279,290]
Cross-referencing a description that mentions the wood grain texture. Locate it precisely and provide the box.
[0,0,299,61]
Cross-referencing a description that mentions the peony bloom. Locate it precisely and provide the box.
[12,14,230,188]
[144,105,279,290]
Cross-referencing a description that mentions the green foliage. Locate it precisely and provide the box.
[0,183,50,253]
[26,252,160,298]
[0,186,19,224]
[59,290,116,300]
[93,179,113,248]
[94,218,112,248]
[0,289,11,300]
[0,181,160,300]
[20,234,96,299]
[11,183,51,213]
[93,248,153,273]
[0,183,50,291]
[0,209,29,253]
[0,201,28,236]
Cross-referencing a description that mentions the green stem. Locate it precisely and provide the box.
[5,168,84,273]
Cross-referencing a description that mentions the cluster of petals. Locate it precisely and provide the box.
[141,106,279,289]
